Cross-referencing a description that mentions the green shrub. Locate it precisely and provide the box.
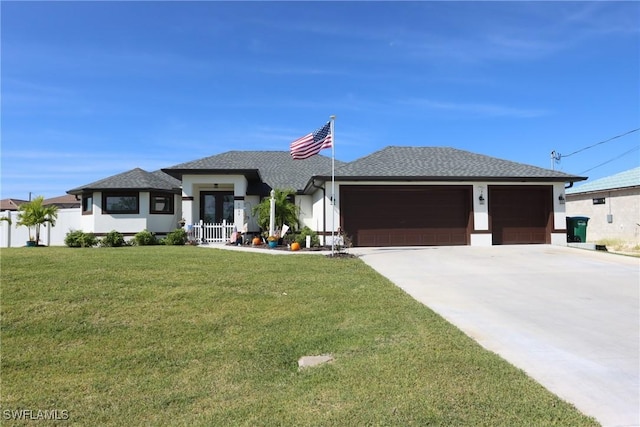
[65,230,98,248]
[295,226,320,247]
[164,228,188,246]
[134,229,157,246]
[101,230,125,247]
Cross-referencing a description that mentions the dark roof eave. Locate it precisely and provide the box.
[161,168,262,181]
[307,175,588,185]
[67,187,181,196]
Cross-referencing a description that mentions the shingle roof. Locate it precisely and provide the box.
[0,198,29,211]
[330,146,586,181]
[67,147,588,197]
[67,168,181,195]
[43,194,81,208]
[163,151,344,192]
[566,167,640,194]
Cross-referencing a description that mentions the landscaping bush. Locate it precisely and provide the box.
[164,228,188,246]
[133,229,157,246]
[101,230,126,247]
[64,230,98,248]
[295,226,320,247]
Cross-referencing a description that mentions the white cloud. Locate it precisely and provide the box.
[399,98,549,119]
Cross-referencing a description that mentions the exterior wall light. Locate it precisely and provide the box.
[478,194,485,205]
[558,194,565,204]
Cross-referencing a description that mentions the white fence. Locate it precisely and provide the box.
[190,220,236,244]
[1,208,82,248]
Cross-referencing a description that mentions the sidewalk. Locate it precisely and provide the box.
[198,242,333,255]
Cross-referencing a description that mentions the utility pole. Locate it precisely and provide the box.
[550,151,561,170]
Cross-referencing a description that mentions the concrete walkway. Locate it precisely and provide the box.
[351,245,639,427]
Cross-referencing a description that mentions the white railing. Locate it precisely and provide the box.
[190,220,235,244]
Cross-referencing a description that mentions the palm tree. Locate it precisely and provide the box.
[252,189,300,234]
[17,196,58,245]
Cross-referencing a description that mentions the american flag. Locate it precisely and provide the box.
[289,121,332,160]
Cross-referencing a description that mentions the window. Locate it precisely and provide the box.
[82,194,93,215]
[102,192,139,214]
[150,193,174,214]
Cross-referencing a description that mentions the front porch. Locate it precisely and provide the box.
[180,174,262,240]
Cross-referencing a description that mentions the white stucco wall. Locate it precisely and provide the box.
[566,187,640,245]
[295,194,313,229]
[147,194,183,232]
[1,208,81,247]
[78,191,181,235]
[472,183,489,230]
[93,192,148,234]
[553,182,568,232]
[243,195,261,233]
[309,188,326,233]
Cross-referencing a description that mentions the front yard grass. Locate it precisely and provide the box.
[1,246,598,426]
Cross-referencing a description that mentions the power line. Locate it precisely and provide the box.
[579,145,640,175]
[563,128,639,158]
[550,127,639,170]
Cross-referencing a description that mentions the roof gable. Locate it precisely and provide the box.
[566,167,640,194]
[332,146,585,181]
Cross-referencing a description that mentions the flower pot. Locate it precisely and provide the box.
[268,241,277,248]
[26,241,36,247]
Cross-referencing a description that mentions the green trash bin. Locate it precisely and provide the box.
[568,216,589,242]
[566,217,575,242]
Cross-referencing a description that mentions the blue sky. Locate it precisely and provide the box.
[2,1,639,200]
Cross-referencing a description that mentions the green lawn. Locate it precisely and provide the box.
[1,246,598,426]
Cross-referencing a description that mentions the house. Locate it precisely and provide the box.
[0,198,29,211]
[43,194,81,209]
[65,146,586,247]
[566,167,640,246]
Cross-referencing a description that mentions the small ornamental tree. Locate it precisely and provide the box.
[252,189,300,234]
[17,196,58,244]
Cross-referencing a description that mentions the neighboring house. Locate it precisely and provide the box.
[0,198,28,211]
[43,194,81,209]
[0,195,79,212]
[566,167,640,246]
[66,146,586,247]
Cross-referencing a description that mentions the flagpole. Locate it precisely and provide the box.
[330,115,336,256]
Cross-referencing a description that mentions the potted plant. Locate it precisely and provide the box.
[17,196,58,247]
[267,235,278,248]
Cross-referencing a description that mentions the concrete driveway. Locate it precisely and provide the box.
[352,245,639,427]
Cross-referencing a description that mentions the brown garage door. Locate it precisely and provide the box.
[341,185,472,247]
[489,186,552,245]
